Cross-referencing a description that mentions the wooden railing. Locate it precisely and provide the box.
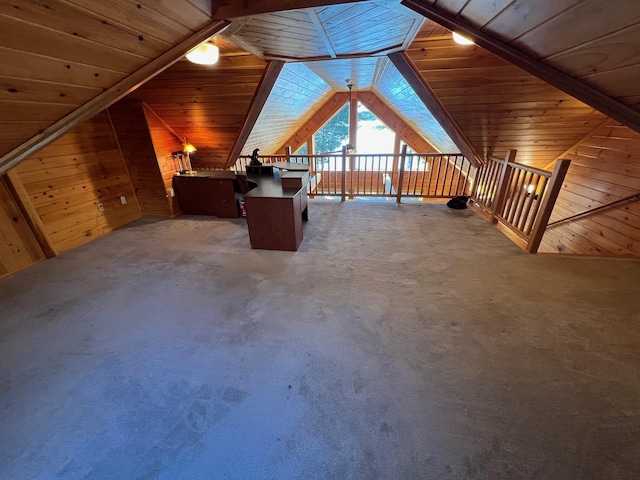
[470,149,570,253]
[231,145,473,201]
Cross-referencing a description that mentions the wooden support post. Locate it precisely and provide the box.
[526,159,571,254]
[341,146,347,202]
[4,170,58,258]
[491,149,517,224]
[397,144,407,204]
[285,146,292,163]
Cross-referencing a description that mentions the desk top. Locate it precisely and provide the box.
[243,175,303,199]
[174,170,236,180]
[272,162,310,172]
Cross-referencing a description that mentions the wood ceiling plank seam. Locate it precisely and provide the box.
[316,3,371,26]
[308,9,337,58]
[459,0,517,30]
[0,0,174,58]
[0,18,230,174]
[0,15,149,74]
[59,0,194,43]
[402,0,640,134]
[542,23,640,76]
[543,118,613,170]
[480,0,581,44]
[64,0,210,34]
[512,0,640,59]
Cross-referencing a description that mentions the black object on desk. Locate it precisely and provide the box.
[246,164,274,176]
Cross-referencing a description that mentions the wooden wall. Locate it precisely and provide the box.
[127,54,267,168]
[7,111,140,254]
[0,176,46,278]
[405,25,607,168]
[540,121,640,256]
[143,106,183,216]
[108,102,173,217]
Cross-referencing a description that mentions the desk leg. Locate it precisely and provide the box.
[302,206,308,221]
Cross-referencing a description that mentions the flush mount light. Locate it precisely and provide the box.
[452,32,474,45]
[186,42,220,65]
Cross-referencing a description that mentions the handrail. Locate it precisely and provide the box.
[547,192,640,228]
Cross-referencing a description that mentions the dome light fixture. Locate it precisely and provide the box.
[452,32,474,45]
[186,41,220,65]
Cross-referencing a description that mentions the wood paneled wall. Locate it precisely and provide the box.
[108,102,172,217]
[405,26,607,168]
[8,112,140,254]
[540,121,640,256]
[127,54,267,168]
[0,177,46,278]
[143,107,183,216]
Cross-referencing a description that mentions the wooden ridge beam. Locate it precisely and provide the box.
[309,9,337,58]
[225,60,285,168]
[401,0,640,135]
[213,0,366,19]
[388,51,482,166]
[0,19,230,176]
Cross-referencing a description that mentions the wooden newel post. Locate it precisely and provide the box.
[526,158,571,253]
[341,146,347,202]
[396,144,407,204]
[491,149,517,223]
[285,145,292,163]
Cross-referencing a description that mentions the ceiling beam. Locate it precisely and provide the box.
[213,0,366,19]
[401,0,640,135]
[388,51,482,166]
[308,9,337,59]
[225,60,286,168]
[0,19,230,175]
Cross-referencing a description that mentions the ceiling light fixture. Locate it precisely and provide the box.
[452,32,474,45]
[186,41,220,65]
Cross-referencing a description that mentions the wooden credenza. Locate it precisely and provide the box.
[172,171,241,218]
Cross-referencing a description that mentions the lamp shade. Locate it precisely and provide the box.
[186,42,219,65]
[452,32,474,45]
[183,142,196,153]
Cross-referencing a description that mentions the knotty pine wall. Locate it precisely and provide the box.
[143,106,183,216]
[108,102,174,217]
[7,111,140,255]
[0,176,46,278]
[540,121,640,256]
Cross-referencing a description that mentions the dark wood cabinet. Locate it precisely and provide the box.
[173,172,240,218]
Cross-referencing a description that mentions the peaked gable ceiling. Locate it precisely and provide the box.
[1,0,640,174]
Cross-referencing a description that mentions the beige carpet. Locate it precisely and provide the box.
[1,199,639,479]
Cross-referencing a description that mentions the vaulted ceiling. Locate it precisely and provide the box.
[1,0,639,173]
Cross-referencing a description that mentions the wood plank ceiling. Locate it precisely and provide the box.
[1,0,640,173]
[0,0,218,172]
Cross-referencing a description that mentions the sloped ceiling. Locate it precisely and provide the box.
[2,0,640,173]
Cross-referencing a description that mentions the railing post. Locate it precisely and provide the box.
[491,149,517,223]
[396,144,407,204]
[341,146,347,202]
[526,158,571,254]
[285,145,292,163]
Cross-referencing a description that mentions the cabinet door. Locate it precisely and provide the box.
[211,179,240,218]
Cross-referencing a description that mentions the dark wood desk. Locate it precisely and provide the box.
[173,171,244,218]
[243,174,309,251]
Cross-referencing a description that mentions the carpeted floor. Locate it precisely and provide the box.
[1,200,639,479]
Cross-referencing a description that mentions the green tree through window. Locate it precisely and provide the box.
[313,102,381,154]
